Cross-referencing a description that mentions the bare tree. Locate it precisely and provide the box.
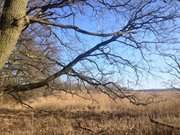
[0,0,180,103]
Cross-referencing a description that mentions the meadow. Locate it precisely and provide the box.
[0,90,180,135]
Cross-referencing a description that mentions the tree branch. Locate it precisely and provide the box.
[4,30,131,93]
[29,16,127,37]
[150,117,180,130]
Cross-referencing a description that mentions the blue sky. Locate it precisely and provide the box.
[51,1,180,89]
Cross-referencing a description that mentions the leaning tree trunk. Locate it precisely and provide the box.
[0,0,28,70]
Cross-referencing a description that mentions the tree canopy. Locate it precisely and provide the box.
[0,0,180,103]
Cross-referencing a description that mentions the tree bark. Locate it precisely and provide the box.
[0,0,28,70]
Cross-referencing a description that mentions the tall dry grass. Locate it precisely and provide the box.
[0,91,180,135]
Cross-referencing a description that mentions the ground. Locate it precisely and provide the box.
[0,91,180,135]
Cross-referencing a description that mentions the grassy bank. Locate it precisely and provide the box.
[0,91,180,135]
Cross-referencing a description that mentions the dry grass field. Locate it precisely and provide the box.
[0,90,180,135]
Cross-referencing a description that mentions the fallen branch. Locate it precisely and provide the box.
[149,117,180,130]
